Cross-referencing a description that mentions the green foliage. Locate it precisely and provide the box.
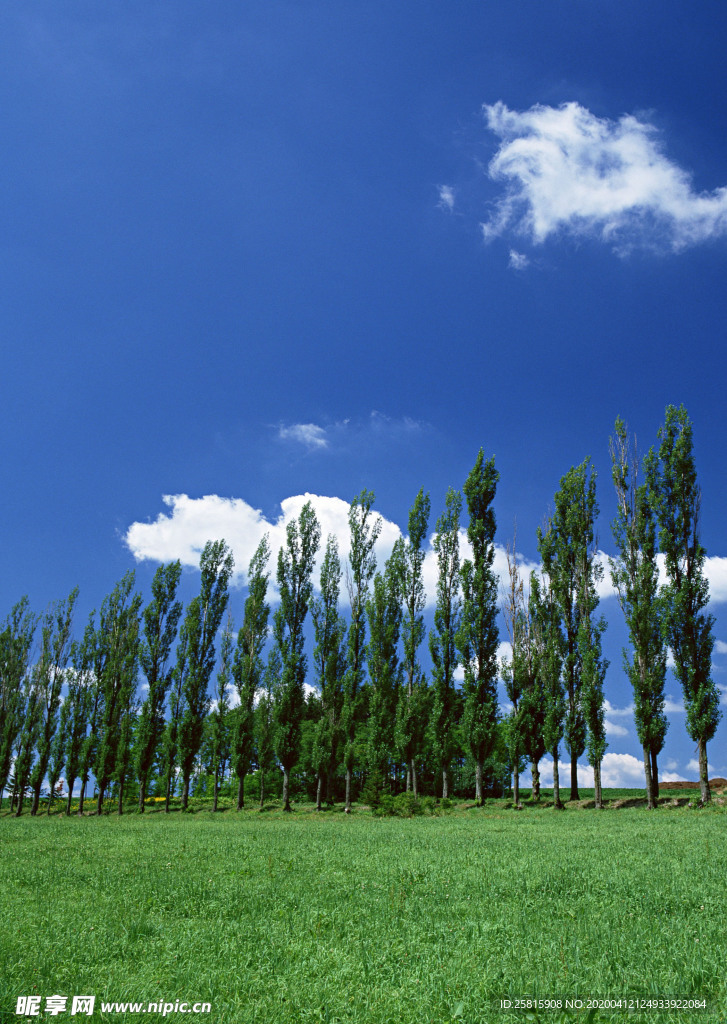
[537,459,601,797]
[274,502,320,810]
[646,405,721,799]
[178,540,234,807]
[429,487,462,796]
[457,452,500,804]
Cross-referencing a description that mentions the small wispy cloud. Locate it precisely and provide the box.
[508,249,529,270]
[438,185,455,211]
[481,100,727,255]
[278,423,329,450]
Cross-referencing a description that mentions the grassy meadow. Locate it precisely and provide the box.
[0,795,725,1024]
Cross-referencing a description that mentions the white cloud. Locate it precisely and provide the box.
[125,493,401,595]
[481,101,727,254]
[705,558,727,604]
[664,694,685,713]
[686,758,715,777]
[603,699,633,718]
[438,185,455,211]
[278,423,329,450]
[715,640,727,655]
[535,753,645,788]
[508,249,529,270]
[605,720,629,738]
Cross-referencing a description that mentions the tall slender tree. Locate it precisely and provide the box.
[76,614,103,816]
[646,405,721,803]
[311,535,346,809]
[395,490,430,799]
[178,540,234,809]
[457,452,500,806]
[537,459,599,801]
[429,487,462,801]
[63,636,94,816]
[29,588,79,815]
[0,598,36,809]
[257,647,281,809]
[94,573,142,814]
[502,540,528,808]
[342,491,380,811]
[232,536,270,810]
[610,419,667,809]
[531,572,565,808]
[210,614,234,812]
[135,562,183,812]
[366,540,405,786]
[274,503,320,812]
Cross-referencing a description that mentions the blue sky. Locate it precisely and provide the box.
[3,2,727,786]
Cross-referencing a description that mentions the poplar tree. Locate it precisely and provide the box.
[29,588,78,815]
[457,452,500,805]
[257,647,281,809]
[232,536,270,810]
[274,502,320,811]
[63,636,94,815]
[135,561,183,811]
[76,614,103,815]
[0,598,36,809]
[502,541,528,808]
[537,459,599,801]
[178,540,234,809]
[579,605,608,808]
[47,702,69,813]
[311,535,346,809]
[342,491,380,811]
[610,419,667,809]
[94,573,142,814]
[531,572,565,808]
[429,487,462,801]
[646,405,721,803]
[395,490,430,799]
[210,614,234,811]
[162,627,186,812]
[366,540,405,787]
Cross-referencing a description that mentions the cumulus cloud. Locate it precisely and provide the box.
[715,640,727,655]
[125,494,545,610]
[278,423,329,450]
[481,101,727,254]
[686,758,716,777]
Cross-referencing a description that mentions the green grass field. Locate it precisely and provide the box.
[1,797,725,1024]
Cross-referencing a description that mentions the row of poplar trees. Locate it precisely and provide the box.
[0,404,721,815]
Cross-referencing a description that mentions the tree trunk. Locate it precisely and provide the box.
[531,760,541,802]
[66,788,74,816]
[411,759,418,800]
[282,768,291,812]
[698,739,711,803]
[345,767,352,811]
[117,779,124,816]
[512,767,520,808]
[181,775,190,810]
[78,780,86,816]
[165,773,172,813]
[259,771,265,810]
[213,766,219,813]
[570,754,579,801]
[593,760,602,809]
[651,748,659,802]
[553,747,563,809]
[474,760,483,805]
[442,766,449,800]
[315,773,322,811]
[405,766,411,792]
[96,787,104,815]
[139,779,146,814]
[236,774,244,811]
[30,780,40,816]
[643,745,654,810]
[14,790,24,817]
